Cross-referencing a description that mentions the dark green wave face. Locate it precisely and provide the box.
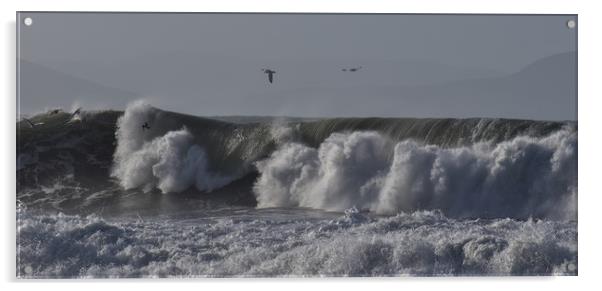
[16,106,576,217]
[296,117,572,148]
[17,107,572,184]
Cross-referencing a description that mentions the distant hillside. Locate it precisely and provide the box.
[265,52,576,120]
[18,52,576,121]
[25,56,504,117]
[18,60,139,114]
[396,52,577,120]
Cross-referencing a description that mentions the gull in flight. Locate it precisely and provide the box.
[64,107,83,125]
[342,66,363,72]
[262,69,276,83]
[22,118,44,128]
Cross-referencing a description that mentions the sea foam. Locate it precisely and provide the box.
[254,127,577,220]
[17,209,577,278]
[111,101,234,193]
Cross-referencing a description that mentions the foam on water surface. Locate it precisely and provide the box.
[17,208,577,278]
[16,103,578,277]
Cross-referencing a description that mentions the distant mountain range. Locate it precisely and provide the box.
[350,51,576,120]
[257,52,576,120]
[18,52,576,120]
[18,60,139,114]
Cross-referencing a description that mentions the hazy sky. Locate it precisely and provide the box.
[17,13,577,120]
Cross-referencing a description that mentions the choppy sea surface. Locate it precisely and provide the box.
[17,103,577,277]
[17,207,577,278]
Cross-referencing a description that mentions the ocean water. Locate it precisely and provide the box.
[16,102,578,277]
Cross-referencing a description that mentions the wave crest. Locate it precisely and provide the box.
[253,128,577,219]
[111,102,235,193]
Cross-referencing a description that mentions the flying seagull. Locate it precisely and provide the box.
[64,107,82,125]
[342,66,362,72]
[262,69,276,83]
[71,107,81,117]
[70,107,81,120]
[142,122,150,131]
[23,118,35,128]
[22,118,44,128]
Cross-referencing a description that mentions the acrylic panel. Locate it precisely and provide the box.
[16,12,577,278]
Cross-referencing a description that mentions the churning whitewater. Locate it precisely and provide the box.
[109,102,576,220]
[111,104,235,194]
[16,102,578,277]
[255,128,576,219]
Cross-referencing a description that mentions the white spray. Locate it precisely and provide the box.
[111,101,234,193]
[254,128,577,220]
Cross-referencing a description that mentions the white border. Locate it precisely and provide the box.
[2,1,601,290]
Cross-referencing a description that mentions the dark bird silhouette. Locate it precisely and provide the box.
[342,66,362,72]
[142,122,150,131]
[23,118,35,128]
[71,107,81,116]
[22,118,44,128]
[63,107,83,125]
[262,69,276,83]
[70,108,81,119]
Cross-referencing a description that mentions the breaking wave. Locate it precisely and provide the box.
[17,101,577,219]
[111,102,236,193]
[16,102,579,278]
[254,128,577,220]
